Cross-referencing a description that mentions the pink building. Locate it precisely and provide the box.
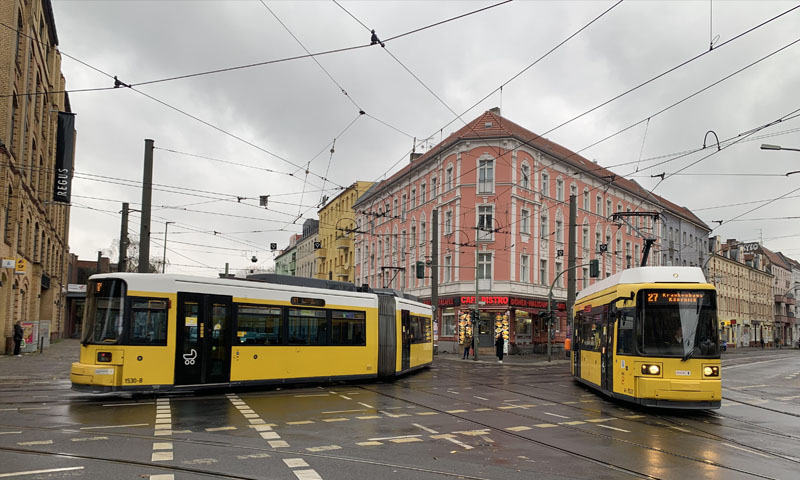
[354,109,699,354]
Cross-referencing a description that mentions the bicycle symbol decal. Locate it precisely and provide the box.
[183,348,197,366]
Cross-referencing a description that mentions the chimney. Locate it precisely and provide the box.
[410,152,422,162]
[489,107,501,116]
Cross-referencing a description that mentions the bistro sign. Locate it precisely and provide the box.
[424,295,566,311]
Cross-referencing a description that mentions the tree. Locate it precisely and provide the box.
[105,236,159,273]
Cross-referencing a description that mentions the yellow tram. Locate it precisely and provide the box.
[572,267,721,409]
[71,273,433,393]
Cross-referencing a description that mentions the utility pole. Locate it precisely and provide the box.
[96,250,102,274]
[162,221,174,274]
[567,194,577,347]
[138,139,154,273]
[547,261,594,362]
[118,202,129,272]
[431,208,438,354]
[474,248,480,361]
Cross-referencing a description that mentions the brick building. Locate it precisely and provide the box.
[1,0,73,353]
[353,109,709,354]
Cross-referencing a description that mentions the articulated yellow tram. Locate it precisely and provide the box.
[71,273,433,393]
[572,267,721,409]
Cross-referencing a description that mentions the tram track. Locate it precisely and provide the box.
[368,369,789,479]
[429,364,800,463]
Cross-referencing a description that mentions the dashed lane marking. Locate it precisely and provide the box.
[445,409,468,413]
[269,440,290,448]
[16,440,53,446]
[497,405,521,410]
[669,426,691,433]
[391,437,423,443]
[284,459,310,468]
[534,424,558,428]
[368,434,422,441]
[722,442,772,458]
[474,396,488,400]
[412,423,438,434]
[624,415,645,419]
[356,441,383,446]
[473,408,492,412]
[150,475,174,480]
[322,418,349,423]
[597,425,630,433]
[430,434,473,450]
[357,402,374,409]
[356,416,381,420]
[0,467,84,478]
[80,424,148,430]
[151,451,174,461]
[237,453,271,460]
[585,418,612,423]
[294,470,323,480]
[70,436,108,442]
[561,421,586,426]
[544,412,569,419]
[249,425,273,432]
[206,426,237,432]
[153,442,173,450]
[506,426,531,432]
[0,431,22,435]
[416,412,438,416]
[322,409,364,414]
[260,432,281,440]
[339,395,352,400]
[287,421,315,425]
[182,458,217,465]
[306,445,341,452]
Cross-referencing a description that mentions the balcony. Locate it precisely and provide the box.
[334,265,349,278]
[775,294,795,305]
[335,235,350,251]
[316,248,327,259]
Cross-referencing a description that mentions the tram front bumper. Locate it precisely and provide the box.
[638,378,721,402]
[70,362,118,388]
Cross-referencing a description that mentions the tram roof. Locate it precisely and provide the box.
[576,267,709,302]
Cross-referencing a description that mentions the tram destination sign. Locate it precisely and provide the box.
[291,296,326,307]
[644,291,707,305]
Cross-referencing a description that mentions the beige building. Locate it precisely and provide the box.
[316,181,373,282]
[706,238,772,347]
[1,0,73,353]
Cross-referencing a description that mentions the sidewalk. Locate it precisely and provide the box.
[436,350,571,366]
[0,338,80,383]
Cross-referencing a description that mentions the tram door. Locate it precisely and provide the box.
[175,293,233,385]
[572,312,581,377]
[601,308,614,391]
[401,310,411,371]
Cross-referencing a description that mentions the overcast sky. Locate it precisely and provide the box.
[48,0,800,276]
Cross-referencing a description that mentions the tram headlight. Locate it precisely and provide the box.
[703,365,720,377]
[97,352,112,363]
[641,364,661,375]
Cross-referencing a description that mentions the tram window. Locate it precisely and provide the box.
[129,299,168,345]
[331,310,366,346]
[288,308,328,346]
[409,315,431,344]
[616,308,635,355]
[237,305,282,345]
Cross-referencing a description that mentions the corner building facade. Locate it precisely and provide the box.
[354,109,709,354]
[1,0,73,353]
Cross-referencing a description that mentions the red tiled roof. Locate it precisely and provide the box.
[358,110,709,228]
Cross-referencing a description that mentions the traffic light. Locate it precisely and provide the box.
[470,309,479,324]
[415,261,425,279]
[589,259,600,278]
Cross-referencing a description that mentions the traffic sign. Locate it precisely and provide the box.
[15,258,26,274]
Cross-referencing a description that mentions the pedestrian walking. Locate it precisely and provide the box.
[760,338,765,349]
[13,321,24,356]
[461,333,473,359]
[495,334,504,363]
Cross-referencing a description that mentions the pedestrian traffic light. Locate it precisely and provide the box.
[415,261,425,279]
[470,309,479,324]
[589,259,600,278]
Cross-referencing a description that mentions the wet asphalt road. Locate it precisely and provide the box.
[1,345,800,479]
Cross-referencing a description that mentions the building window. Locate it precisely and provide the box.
[410,188,416,209]
[520,254,529,282]
[478,159,494,193]
[477,205,494,241]
[442,309,456,337]
[521,164,530,189]
[555,220,563,243]
[431,178,437,199]
[444,255,452,283]
[411,225,416,250]
[556,178,564,201]
[444,210,452,235]
[606,199,612,218]
[555,262,563,287]
[401,195,407,220]
[446,166,453,190]
[540,259,547,285]
[541,172,549,197]
[540,214,548,239]
[393,198,398,218]
[583,189,589,211]
[478,252,492,280]
[421,183,427,204]
[582,267,588,289]
[521,208,530,234]
[570,183,577,198]
[582,224,589,251]
[596,195,602,215]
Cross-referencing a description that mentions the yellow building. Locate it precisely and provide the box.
[706,238,772,347]
[1,0,73,353]
[316,181,373,282]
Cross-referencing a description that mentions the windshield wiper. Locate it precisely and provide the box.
[681,348,695,362]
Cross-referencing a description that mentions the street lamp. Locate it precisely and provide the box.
[162,221,175,274]
[761,144,800,152]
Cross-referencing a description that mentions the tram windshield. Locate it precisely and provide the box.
[82,279,126,345]
[638,289,718,358]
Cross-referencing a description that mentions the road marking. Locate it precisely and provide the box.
[182,458,217,465]
[259,431,281,440]
[322,409,364,414]
[446,409,468,413]
[339,395,352,400]
[16,440,53,446]
[412,423,438,434]
[249,425,273,431]
[358,402,374,409]
[287,421,315,425]
[356,415,381,420]
[454,430,491,436]
[269,440,290,448]
[149,475,174,480]
[669,426,691,433]
[722,442,772,458]
[293,394,329,397]
[0,467,84,478]
[544,412,569,419]
[430,434,473,450]
[728,384,769,390]
[777,395,800,401]
[585,418,611,423]
[356,441,383,446]
[153,442,173,450]
[473,408,492,412]
[322,418,348,422]
[284,458,310,468]
[624,415,645,419]
[416,412,438,416]
[80,424,148,430]
[380,410,411,418]
[249,419,266,425]
[598,425,630,433]
[151,451,173,461]
[563,401,578,404]
[294,470,323,480]
[19,407,50,411]
[497,405,521,410]
[70,436,108,442]
[474,396,488,400]
[391,437,423,443]
[534,424,558,428]
[369,434,422,441]
[103,402,155,407]
[506,426,531,432]
[206,426,237,432]
[154,430,173,436]
[306,445,341,452]
[0,431,22,435]
[561,421,586,425]
[237,453,271,460]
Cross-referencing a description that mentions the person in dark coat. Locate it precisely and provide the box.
[495,334,504,363]
[462,334,473,359]
[13,321,24,356]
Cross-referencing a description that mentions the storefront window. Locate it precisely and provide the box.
[515,311,532,338]
[441,308,456,337]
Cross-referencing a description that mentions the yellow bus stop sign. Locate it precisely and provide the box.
[15,258,26,274]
